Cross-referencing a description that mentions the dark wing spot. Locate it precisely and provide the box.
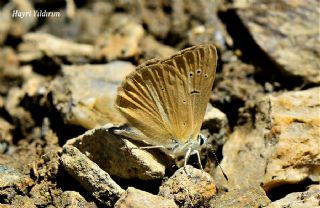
[204,74,208,78]
[183,100,186,103]
[190,90,200,95]
[197,69,201,74]
[189,72,194,77]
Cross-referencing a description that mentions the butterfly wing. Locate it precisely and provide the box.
[115,44,217,148]
[161,44,217,140]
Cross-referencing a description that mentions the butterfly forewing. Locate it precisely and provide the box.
[116,44,217,149]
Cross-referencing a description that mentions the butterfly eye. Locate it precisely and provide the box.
[198,135,206,146]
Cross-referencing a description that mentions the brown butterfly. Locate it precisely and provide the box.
[114,44,217,169]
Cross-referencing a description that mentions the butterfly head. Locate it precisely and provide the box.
[169,134,207,157]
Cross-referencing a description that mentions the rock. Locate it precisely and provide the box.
[0,118,13,151]
[140,35,176,61]
[234,0,320,84]
[65,124,166,180]
[210,59,265,129]
[11,195,36,208]
[139,0,170,39]
[0,4,12,45]
[262,87,320,191]
[18,33,94,63]
[61,144,125,206]
[39,2,113,43]
[209,186,271,208]
[31,145,61,180]
[0,165,25,188]
[54,191,97,208]
[6,0,37,38]
[0,163,33,203]
[29,180,62,207]
[50,62,134,129]
[93,14,144,60]
[203,106,229,145]
[4,66,46,137]
[265,184,320,208]
[0,47,21,94]
[211,60,264,109]
[184,0,232,50]
[0,138,61,203]
[115,187,178,208]
[159,165,217,207]
[136,0,232,48]
[214,87,320,192]
[0,46,19,69]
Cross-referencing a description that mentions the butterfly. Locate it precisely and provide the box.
[114,44,217,169]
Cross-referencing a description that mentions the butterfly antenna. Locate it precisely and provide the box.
[211,151,228,181]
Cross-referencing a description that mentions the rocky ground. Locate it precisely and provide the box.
[0,0,319,207]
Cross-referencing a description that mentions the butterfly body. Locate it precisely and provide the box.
[115,44,217,160]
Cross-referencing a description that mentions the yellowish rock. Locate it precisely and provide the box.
[214,87,320,192]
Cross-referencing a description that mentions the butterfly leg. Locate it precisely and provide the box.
[191,149,203,170]
[184,147,192,175]
[138,145,165,149]
[129,145,165,152]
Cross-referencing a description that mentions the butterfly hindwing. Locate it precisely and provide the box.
[161,44,217,140]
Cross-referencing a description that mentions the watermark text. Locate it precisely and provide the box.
[12,10,60,18]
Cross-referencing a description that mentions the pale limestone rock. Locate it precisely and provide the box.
[51,62,134,129]
[18,33,94,62]
[0,117,13,147]
[0,4,12,44]
[115,187,178,208]
[159,165,217,207]
[9,0,37,38]
[0,165,25,188]
[65,124,166,180]
[214,87,320,192]
[209,186,271,208]
[12,195,37,208]
[262,88,320,190]
[94,14,144,60]
[266,185,320,208]
[140,35,176,60]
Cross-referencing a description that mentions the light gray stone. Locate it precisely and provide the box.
[65,124,166,180]
[51,62,134,129]
[18,33,94,62]
[115,187,178,208]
